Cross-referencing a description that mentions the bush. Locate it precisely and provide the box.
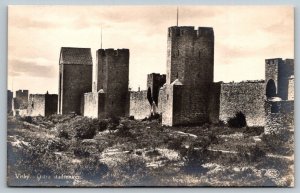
[181,146,209,174]
[22,116,33,124]
[261,129,293,155]
[167,137,184,150]
[244,126,264,136]
[98,119,109,131]
[74,148,91,158]
[76,156,109,182]
[228,112,247,128]
[249,145,266,162]
[75,125,97,140]
[109,115,120,125]
[47,139,68,152]
[148,113,160,121]
[145,149,161,157]
[58,129,70,139]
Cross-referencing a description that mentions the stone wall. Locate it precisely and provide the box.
[288,77,294,100]
[173,84,210,125]
[28,94,58,116]
[129,90,151,119]
[84,92,99,118]
[28,94,45,116]
[158,86,166,115]
[265,101,294,134]
[219,81,265,127]
[208,82,221,124]
[45,94,58,116]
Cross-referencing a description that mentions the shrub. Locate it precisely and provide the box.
[47,139,68,152]
[145,149,161,157]
[23,116,33,124]
[181,146,209,174]
[249,145,266,162]
[148,113,160,121]
[76,156,109,182]
[261,129,293,155]
[98,119,109,131]
[115,124,132,137]
[109,115,120,125]
[119,158,147,177]
[167,137,184,150]
[244,126,264,136]
[75,126,97,139]
[73,148,91,158]
[228,112,247,128]
[58,129,70,139]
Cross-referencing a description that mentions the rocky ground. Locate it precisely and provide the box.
[7,115,294,187]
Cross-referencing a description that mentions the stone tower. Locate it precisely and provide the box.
[147,73,166,105]
[15,89,29,109]
[167,26,214,86]
[265,58,294,100]
[7,90,13,114]
[94,48,130,117]
[58,47,93,115]
[161,26,214,126]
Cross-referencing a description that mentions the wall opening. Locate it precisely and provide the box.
[147,87,153,105]
[266,79,276,98]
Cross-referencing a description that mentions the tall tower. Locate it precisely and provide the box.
[166,26,214,86]
[58,47,93,115]
[95,48,129,117]
[162,26,214,126]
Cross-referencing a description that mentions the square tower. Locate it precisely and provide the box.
[162,26,215,126]
[265,58,294,100]
[58,47,93,115]
[15,89,29,109]
[167,26,214,86]
[94,48,130,117]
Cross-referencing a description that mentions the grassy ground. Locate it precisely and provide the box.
[7,115,294,187]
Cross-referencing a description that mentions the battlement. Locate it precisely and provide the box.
[265,58,283,65]
[147,73,166,79]
[168,26,214,38]
[97,48,129,57]
[221,80,265,85]
[16,89,29,94]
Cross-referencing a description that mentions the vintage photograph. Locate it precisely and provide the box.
[7,5,294,187]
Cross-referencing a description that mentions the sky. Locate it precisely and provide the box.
[8,6,294,94]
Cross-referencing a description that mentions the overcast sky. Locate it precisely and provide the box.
[8,6,294,94]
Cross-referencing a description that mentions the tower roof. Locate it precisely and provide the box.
[59,47,92,65]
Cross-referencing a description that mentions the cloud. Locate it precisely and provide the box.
[9,15,59,29]
[7,6,294,93]
[9,58,57,78]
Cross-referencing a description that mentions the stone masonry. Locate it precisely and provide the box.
[58,47,92,115]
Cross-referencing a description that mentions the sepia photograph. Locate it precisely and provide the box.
[7,5,294,187]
